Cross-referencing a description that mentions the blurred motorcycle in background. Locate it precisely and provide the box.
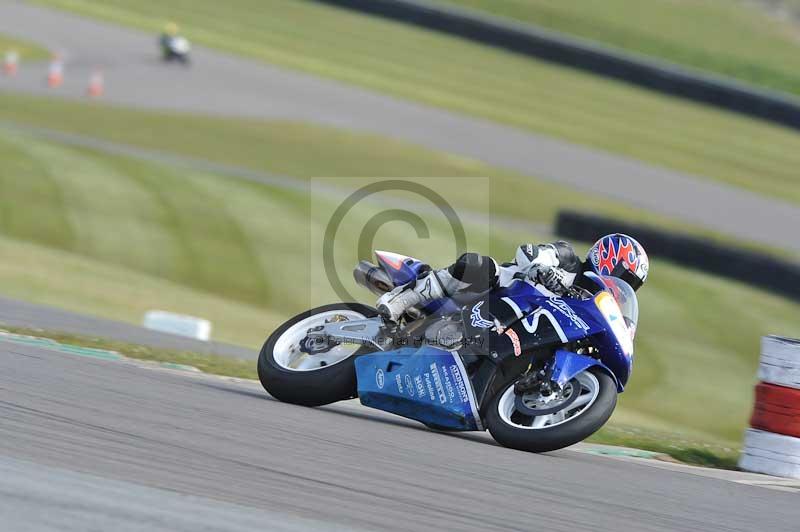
[159,22,191,65]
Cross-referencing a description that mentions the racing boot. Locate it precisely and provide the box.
[377,272,445,322]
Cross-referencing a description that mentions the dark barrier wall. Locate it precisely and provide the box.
[314,0,800,131]
[555,211,800,302]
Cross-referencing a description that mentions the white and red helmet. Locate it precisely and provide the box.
[586,234,649,291]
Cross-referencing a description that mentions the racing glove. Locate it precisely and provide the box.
[529,265,571,295]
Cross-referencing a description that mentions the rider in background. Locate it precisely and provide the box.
[377,234,649,322]
[160,21,180,58]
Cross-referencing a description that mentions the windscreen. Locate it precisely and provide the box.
[601,276,639,333]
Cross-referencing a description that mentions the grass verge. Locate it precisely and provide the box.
[443,0,800,96]
[1,326,257,379]
[0,234,282,348]
[0,33,49,60]
[29,0,800,204]
[589,424,739,470]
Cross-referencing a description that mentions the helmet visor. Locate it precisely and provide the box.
[611,261,643,291]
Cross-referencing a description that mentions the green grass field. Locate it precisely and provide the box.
[31,0,800,204]
[0,34,49,60]
[0,235,282,349]
[2,98,800,449]
[444,0,800,95]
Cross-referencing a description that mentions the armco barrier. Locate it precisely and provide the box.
[554,210,800,303]
[740,337,800,478]
[314,0,800,131]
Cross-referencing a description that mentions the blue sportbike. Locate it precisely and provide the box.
[258,250,638,453]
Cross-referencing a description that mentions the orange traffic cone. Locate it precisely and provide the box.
[87,70,104,97]
[47,55,64,88]
[3,50,19,76]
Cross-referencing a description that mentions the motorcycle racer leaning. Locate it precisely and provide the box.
[377,233,649,322]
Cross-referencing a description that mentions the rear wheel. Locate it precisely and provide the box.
[485,368,617,453]
[257,303,378,406]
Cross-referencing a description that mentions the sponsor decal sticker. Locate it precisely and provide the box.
[470,301,494,329]
[430,363,448,404]
[449,364,470,403]
[376,368,385,389]
[441,366,456,402]
[424,372,436,401]
[545,297,590,331]
[414,375,426,397]
[405,374,415,396]
[505,328,522,357]
[396,366,459,403]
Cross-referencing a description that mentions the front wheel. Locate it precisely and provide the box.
[257,303,378,407]
[485,368,617,453]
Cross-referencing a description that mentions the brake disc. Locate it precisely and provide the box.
[514,378,580,416]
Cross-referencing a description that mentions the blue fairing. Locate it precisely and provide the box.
[355,346,483,431]
[550,349,618,390]
[493,281,607,342]
[492,278,633,390]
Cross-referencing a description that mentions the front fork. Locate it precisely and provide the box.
[514,350,613,391]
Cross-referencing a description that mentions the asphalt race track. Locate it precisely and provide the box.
[2,338,800,532]
[2,1,800,252]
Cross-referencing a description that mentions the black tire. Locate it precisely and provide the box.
[257,303,378,407]
[485,368,617,453]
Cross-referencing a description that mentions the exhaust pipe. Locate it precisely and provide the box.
[353,260,394,295]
